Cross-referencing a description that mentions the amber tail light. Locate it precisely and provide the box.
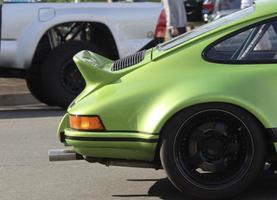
[69,115,104,131]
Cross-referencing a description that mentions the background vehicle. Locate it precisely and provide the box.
[203,0,241,22]
[154,0,204,42]
[202,0,215,22]
[185,0,203,22]
[0,2,161,108]
[50,1,277,199]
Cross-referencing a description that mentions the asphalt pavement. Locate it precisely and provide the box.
[0,78,38,106]
[1,105,277,200]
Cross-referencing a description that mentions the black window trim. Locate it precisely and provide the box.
[202,16,277,65]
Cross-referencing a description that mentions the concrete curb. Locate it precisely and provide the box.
[0,92,39,106]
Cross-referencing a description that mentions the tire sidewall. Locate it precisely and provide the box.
[160,103,266,199]
[40,41,105,108]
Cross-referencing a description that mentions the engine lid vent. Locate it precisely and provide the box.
[111,50,145,71]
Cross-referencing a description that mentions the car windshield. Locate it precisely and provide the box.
[157,6,255,51]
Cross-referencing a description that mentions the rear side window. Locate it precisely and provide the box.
[253,25,277,51]
[212,28,253,53]
[204,19,277,63]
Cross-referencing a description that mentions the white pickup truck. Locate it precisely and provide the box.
[0,2,162,107]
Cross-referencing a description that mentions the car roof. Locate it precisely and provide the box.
[255,0,277,18]
[155,0,277,55]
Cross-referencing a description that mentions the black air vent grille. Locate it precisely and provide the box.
[111,50,145,71]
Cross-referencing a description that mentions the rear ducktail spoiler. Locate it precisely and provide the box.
[72,50,132,105]
[72,50,150,105]
[73,50,122,91]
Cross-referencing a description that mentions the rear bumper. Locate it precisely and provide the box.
[63,128,159,162]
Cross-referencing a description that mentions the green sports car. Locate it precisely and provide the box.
[49,0,277,199]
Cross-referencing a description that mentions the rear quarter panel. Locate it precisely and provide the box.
[69,22,277,134]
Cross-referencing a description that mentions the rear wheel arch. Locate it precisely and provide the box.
[154,102,275,163]
[158,102,267,199]
[27,21,119,107]
[31,21,119,68]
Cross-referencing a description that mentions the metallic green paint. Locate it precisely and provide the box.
[71,49,152,105]
[57,113,69,143]
[57,0,277,162]
[64,129,158,161]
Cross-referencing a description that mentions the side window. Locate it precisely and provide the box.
[205,28,254,61]
[205,20,277,63]
[253,25,277,51]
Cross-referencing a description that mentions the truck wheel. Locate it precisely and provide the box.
[160,103,266,199]
[40,41,105,108]
[26,75,50,105]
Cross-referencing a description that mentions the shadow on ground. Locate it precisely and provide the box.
[114,173,277,200]
[0,105,64,119]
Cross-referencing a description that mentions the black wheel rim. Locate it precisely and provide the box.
[174,109,254,189]
[60,60,85,95]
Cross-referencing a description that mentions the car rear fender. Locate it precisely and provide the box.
[141,93,271,135]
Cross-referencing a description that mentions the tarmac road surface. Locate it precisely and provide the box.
[1,104,277,200]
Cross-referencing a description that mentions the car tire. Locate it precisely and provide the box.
[160,103,266,199]
[40,41,106,108]
[26,74,50,105]
[26,35,54,106]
